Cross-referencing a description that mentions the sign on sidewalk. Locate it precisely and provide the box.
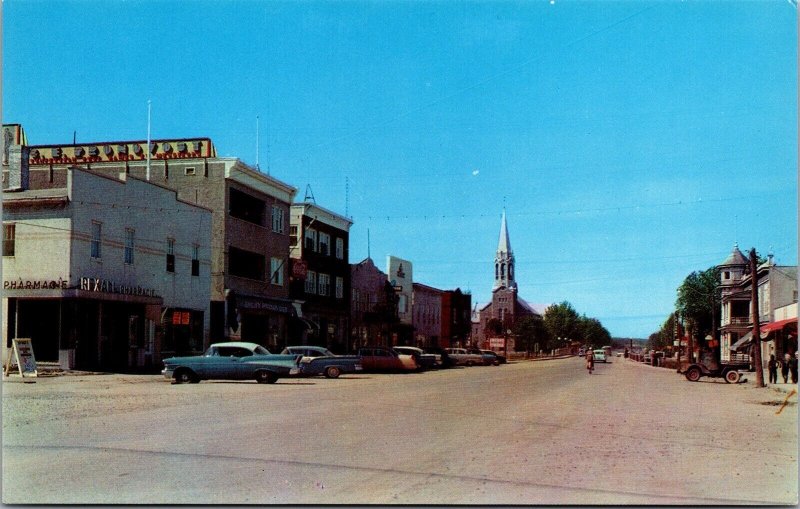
[4,338,38,378]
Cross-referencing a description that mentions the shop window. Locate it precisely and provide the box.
[166,238,175,273]
[91,221,102,259]
[192,245,200,276]
[229,245,265,281]
[229,188,265,226]
[124,228,135,265]
[3,223,15,257]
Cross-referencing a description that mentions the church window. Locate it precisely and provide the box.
[495,264,499,279]
[501,263,505,278]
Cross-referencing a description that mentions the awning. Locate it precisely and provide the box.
[730,331,753,351]
[759,318,798,339]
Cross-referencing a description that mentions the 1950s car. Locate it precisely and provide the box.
[393,346,438,370]
[281,346,363,378]
[162,342,302,384]
[444,348,485,366]
[357,346,418,372]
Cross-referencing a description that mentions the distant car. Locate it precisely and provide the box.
[593,349,607,363]
[445,348,485,366]
[481,350,508,364]
[358,346,418,372]
[393,346,438,370]
[162,342,302,384]
[578,348,585,357]
[479,349,507,365]
[281,346,363,378]
[616,352,622,357]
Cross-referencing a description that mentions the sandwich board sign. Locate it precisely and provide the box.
[4,338,38,378]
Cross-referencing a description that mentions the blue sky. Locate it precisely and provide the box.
[3,0,797,338]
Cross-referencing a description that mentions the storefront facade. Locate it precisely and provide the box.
[2,167,211,371]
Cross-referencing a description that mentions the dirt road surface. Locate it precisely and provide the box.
[2,356,797,504]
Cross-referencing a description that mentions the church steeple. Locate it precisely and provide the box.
[494,209,516,290]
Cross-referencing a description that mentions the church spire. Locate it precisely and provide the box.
[494,209,516,290]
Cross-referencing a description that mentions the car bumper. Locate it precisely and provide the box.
[161,368,173,379]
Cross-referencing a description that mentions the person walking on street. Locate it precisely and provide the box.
[585,348,594,374]
[768,354,779,384]
[789,352,798,384]
[781,352,791,383]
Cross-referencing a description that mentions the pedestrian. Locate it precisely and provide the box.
[585,348,594,374]
[782,352,791,383]
[768,354,778,384]
[789,352,798,384]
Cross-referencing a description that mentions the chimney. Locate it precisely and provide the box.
[7,144,30,191]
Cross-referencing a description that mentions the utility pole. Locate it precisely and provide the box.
[749,248,765,387]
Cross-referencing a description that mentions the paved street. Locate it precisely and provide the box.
[2,356,797,505]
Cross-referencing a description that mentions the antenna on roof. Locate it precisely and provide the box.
[367,228,371,260]
[304,184,316,204]
[255,116,260,172]
[146,99,152,181]
[73,131,76,145]
[345,176,349,218]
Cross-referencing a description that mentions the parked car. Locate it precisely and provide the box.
[393,346,438,370]
[357,346,418,372]
[423,346,453,368]
[162,342,302,384]
[280,346,363,378]
[468,348,494,365]
[479,349,507,364]
[593,349,607,363]
[444,348,485,366]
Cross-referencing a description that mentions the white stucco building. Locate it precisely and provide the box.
[2,167,212,371]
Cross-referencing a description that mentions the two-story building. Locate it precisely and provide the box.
[350,257,398,349]
[2,166,212,371]
[719,245,798,368]
[412,283,442,348]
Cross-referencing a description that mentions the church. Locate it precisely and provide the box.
[471,210,546,349]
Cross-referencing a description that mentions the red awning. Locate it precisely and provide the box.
[759,318,798,338]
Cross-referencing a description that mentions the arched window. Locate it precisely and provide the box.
[495,263,499,279]
[501,263,505,278]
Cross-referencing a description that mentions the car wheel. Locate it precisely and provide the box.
[174,369,197,384]
[493,360,500,366]
[256,370,278,384]
[724,369,740,384]
[685,366,702,382]
[466,361,474,367]
[324,366,341,379]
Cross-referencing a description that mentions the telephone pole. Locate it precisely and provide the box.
[749,248,765,388]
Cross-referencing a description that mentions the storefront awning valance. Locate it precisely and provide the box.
[759,318,797,339]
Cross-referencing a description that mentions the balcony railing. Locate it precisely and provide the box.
[728,317,750,326]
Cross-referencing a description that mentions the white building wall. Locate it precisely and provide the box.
[68,170,211,317]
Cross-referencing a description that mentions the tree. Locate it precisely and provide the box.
[579,316,612,347]
[543,301,581,344]
[676,266,720,362]
[485,318,503,337]
[512,315,549,354]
